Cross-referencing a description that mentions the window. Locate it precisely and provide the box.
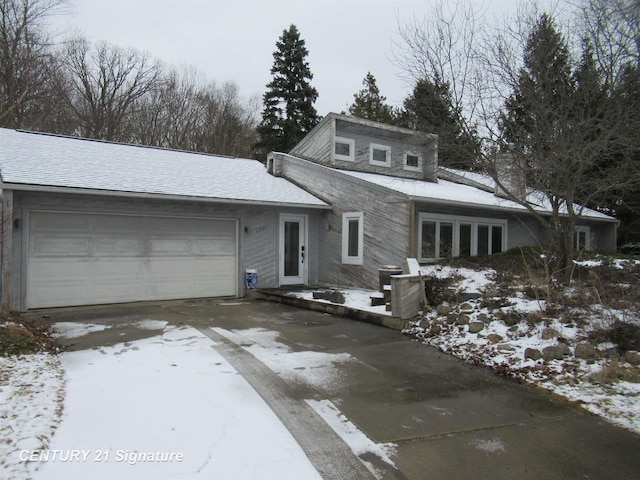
[403,151,422,171]
[369,143,391,167]
[575,226,590,251]
[342,212,364,264]
[418,213,507,261]
[334,136,354,162]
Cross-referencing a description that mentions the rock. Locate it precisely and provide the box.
[468,321,485,334]
[542,344,571,362]
[574,343,597,360]
[458,292,482,302]
[429,323,443,336]
[436,304,452,316]
[477,313,489,323]
[525,348,543,361]
[4,324,33,340]
[446,313,458,325]
[312,289,346,304]
[541,328,561,340]
[487,333,504,344]
[625,351,640,366]
[497,343,515,352]
[456,314,470,326]
[459,302,474,314]
[503,311,523,327]
[558,313,573,324]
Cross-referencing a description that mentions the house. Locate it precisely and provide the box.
[267,113,618,290]
[0,114,618,311]
[0,128,330,311]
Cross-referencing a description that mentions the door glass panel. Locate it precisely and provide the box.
[478,225,489,255]
[460,223,472,257]
[491,225,503,254]
[284,221,299,276]
[421,221,436,259]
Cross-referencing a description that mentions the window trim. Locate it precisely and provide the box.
[418,212,507,261]
[342,212,364,265]
[403,151,422,172]
[334,136,355,162]
[575,226,590,251]
[369,143,391,167]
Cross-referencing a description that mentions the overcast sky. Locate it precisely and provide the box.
[55,0,520,115]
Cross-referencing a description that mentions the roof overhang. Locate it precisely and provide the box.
[1,183,332,210]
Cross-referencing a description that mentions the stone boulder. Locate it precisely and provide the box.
[312,289,346,304]
[542,344,571,362]
[574,343,597,361]
[541,328,561,340]
[468,321,485,334]
[487,333,504,344]
[624,351,640,366]
[436,304,452,316]
[503,311,523,327]
[525,348,543,361]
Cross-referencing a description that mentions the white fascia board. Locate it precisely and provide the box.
[2,183,331,210]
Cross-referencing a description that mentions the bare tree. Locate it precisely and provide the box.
[54,38,162,141]
[193,81,259,157]
[0,0,65,127]
[395,0,640,283]
[130,66,204,149]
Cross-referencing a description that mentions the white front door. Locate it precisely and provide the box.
[279,214,307,286]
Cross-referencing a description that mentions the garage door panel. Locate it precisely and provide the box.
[27,212,237,308]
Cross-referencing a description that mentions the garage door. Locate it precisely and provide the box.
[27,211,237,309]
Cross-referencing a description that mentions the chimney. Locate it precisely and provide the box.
[493,153,526,201]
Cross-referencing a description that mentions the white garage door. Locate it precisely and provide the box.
[27,211,237,309]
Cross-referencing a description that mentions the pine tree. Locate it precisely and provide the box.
[346,72,396,124]
[500,14,574,160]
[397,77,479,169]
[253,24,319,160]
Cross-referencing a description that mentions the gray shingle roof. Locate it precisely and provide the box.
[0,129,328,208]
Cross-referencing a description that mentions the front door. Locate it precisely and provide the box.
[279,214,307,285]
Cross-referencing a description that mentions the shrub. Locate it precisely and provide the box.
[588,320,640,353]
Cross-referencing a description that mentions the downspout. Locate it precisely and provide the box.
[408,200,415,259]
[1,190,13,311]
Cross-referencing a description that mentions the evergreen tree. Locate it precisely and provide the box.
[500,14,574,160]
[397,77,479,169]
[497,14,639,280]
[253,24,319,160]
[346,72,396,124]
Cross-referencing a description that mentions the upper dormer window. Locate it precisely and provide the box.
[334,136,355,162]
[403,151,422,172]
[369,143,391,167]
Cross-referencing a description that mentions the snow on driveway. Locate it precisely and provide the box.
[9,324,322,480]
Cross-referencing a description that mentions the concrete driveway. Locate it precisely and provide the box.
[39,298,640,480]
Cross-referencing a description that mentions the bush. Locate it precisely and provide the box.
[588,320,640,353]
[0,314,59,356]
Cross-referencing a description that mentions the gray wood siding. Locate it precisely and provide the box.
[289,116,334,165]
[334,118,438,181]
[281,156,411,289]
[8,191,321,310]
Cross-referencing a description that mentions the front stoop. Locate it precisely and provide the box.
[248,289,408,331]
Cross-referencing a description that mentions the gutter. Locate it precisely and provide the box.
[407,195,619,222]
[2,183,332,210]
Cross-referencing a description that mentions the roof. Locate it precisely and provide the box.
[0,129,329,208]
[338,168,616,221]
